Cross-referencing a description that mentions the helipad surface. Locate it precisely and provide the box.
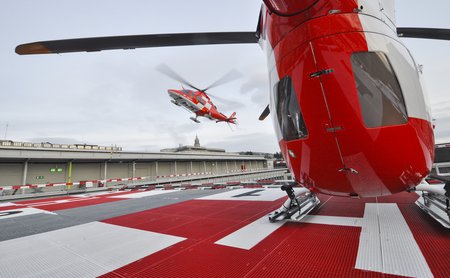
[0,188,448,277]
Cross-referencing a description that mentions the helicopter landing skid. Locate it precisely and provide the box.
[268,184,320,222]
[190,117,200,123]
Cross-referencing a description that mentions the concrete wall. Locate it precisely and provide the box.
[192,162,202,173]
[135,162,157,177]
[107,163,131,179]
[157,162,171,176]
[27,163,68,185]
[0,164,23,186]
[0,158,268,186]
[72,163,103,181]
[176,162,189,174]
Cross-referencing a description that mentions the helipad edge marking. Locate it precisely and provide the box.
[0,207,56,219]
[109,189,177,199]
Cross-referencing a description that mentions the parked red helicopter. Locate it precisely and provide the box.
[14,0,450,226]
[156,64,238,124]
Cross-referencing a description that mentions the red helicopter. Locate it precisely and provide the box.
[14,0,450,226]
[156,64,238,124]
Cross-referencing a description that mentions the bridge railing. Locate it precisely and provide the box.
[0,168,289,200]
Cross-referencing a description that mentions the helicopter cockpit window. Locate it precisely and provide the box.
[351,52,408,128]
[275,76,308,140]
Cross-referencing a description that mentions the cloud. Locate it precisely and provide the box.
[4,0,450,155]
[207,131,278,153]
[240,69,270,107]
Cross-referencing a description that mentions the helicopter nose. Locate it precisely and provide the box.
[167,89,179,96]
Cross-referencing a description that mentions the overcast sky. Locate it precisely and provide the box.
[1,0,450,153]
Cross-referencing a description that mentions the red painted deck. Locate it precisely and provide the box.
[99,191,448,278]
[1,189,449,277]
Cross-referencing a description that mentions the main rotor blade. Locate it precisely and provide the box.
[259,104,270,121]
[397,28,450,41]
[16,32,258,55]
[207,92,241,107]
[203,69,242,91]
[156,63,202,91]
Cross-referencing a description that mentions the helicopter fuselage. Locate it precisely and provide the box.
[261,0,434,197]
[168,89,236,124]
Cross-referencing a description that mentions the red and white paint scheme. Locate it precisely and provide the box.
[167,88,237,124]
[258,0,434,198]
[1,188,448,277]
[15,1,450,219]
[155,63,240,124]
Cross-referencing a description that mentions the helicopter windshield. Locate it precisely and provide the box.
[181,90,195,97]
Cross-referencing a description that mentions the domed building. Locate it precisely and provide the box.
[160,135,227,154]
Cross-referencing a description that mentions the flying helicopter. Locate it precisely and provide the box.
[156,64,239,124]
[14,0,450,227]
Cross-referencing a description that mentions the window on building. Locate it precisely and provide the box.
[275,76,308,140]
[351,51,408,128]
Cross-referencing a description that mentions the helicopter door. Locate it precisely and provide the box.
[309,32,412,196]
[272,41,353,193]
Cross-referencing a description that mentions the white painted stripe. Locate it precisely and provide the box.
[215,212,362,250]
[109,189,177,199]
[0,222,185,277]
[215,215,285,250]
[299,215,363,227]
[198,188,286,201]
[355,203,433,278]
[0,208,56,219]
[0,202,17,207]
[216,202,432,278]
[355,203,383,272]
[24,197,98,207]
[70,191,119,198]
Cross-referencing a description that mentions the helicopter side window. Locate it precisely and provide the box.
[196,95,206,105]
[275,76,308,140]
[351,51,408,128]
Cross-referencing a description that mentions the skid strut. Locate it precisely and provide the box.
[189,116,200,123]
[269,183,320,222]
[415,178,450,228]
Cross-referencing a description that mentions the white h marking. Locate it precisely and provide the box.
[0,222,185,277]
[215,203,432,277]
[197,188,286,201]
[215,215,284,250]
[355,204,433,277]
